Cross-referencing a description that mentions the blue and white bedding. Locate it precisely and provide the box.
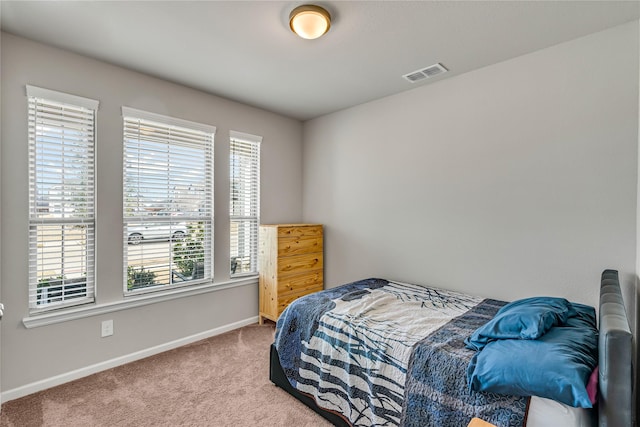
[274,278,528,427]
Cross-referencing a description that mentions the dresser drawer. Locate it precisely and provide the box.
[277,252,323,277]
[277,235,322,257]
[277,225,322,239]
[277,270,323,295]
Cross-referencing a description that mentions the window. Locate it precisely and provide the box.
[122,107,214,293]
[229,131,261,276]
[27,86,98,311]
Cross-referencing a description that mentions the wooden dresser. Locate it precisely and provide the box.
[258,224,323,324]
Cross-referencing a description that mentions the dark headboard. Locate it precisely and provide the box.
[598,269,633,427]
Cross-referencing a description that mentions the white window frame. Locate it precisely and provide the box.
[229,130,261,277]
[27,85,99,312]
[122,107,215,295]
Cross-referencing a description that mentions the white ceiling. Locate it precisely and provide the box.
[1,1,638,121]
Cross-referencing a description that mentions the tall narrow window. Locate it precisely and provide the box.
[230,131,261,276]
[123,107,215,293]
[27,86,98,311]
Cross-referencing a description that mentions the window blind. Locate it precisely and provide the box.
[122,107,215,293]
[27,86,98,311]
[230,131,261,276]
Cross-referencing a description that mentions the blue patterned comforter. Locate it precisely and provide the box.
[274,278,527,427]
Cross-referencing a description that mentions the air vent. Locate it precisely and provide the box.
[402,63,448,83]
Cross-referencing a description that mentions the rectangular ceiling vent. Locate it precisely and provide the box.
[402,63,448,83]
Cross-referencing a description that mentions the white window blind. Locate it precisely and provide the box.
[27,86,98,311]
[230,131,261,276]
[122,107,215,293]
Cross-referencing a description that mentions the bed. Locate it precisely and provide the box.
[270,270,632,427]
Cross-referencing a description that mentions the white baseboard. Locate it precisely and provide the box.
[1,316,260,403]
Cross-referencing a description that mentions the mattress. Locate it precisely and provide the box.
[527,397,595,427]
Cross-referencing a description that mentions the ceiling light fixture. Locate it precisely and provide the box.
[289,5,331,40]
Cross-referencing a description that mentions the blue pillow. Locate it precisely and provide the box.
[465,297,577,351]
[467,306,597,408]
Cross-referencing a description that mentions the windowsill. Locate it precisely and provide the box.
[23,275,258,329]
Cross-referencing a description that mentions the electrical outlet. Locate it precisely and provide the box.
[101,319,113,337]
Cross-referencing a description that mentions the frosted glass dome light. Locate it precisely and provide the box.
[289,5,331,40]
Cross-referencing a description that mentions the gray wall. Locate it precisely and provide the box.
[303,22,639,317]
[0,33,303,393]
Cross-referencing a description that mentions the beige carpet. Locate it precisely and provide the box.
[0,324,332,427]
